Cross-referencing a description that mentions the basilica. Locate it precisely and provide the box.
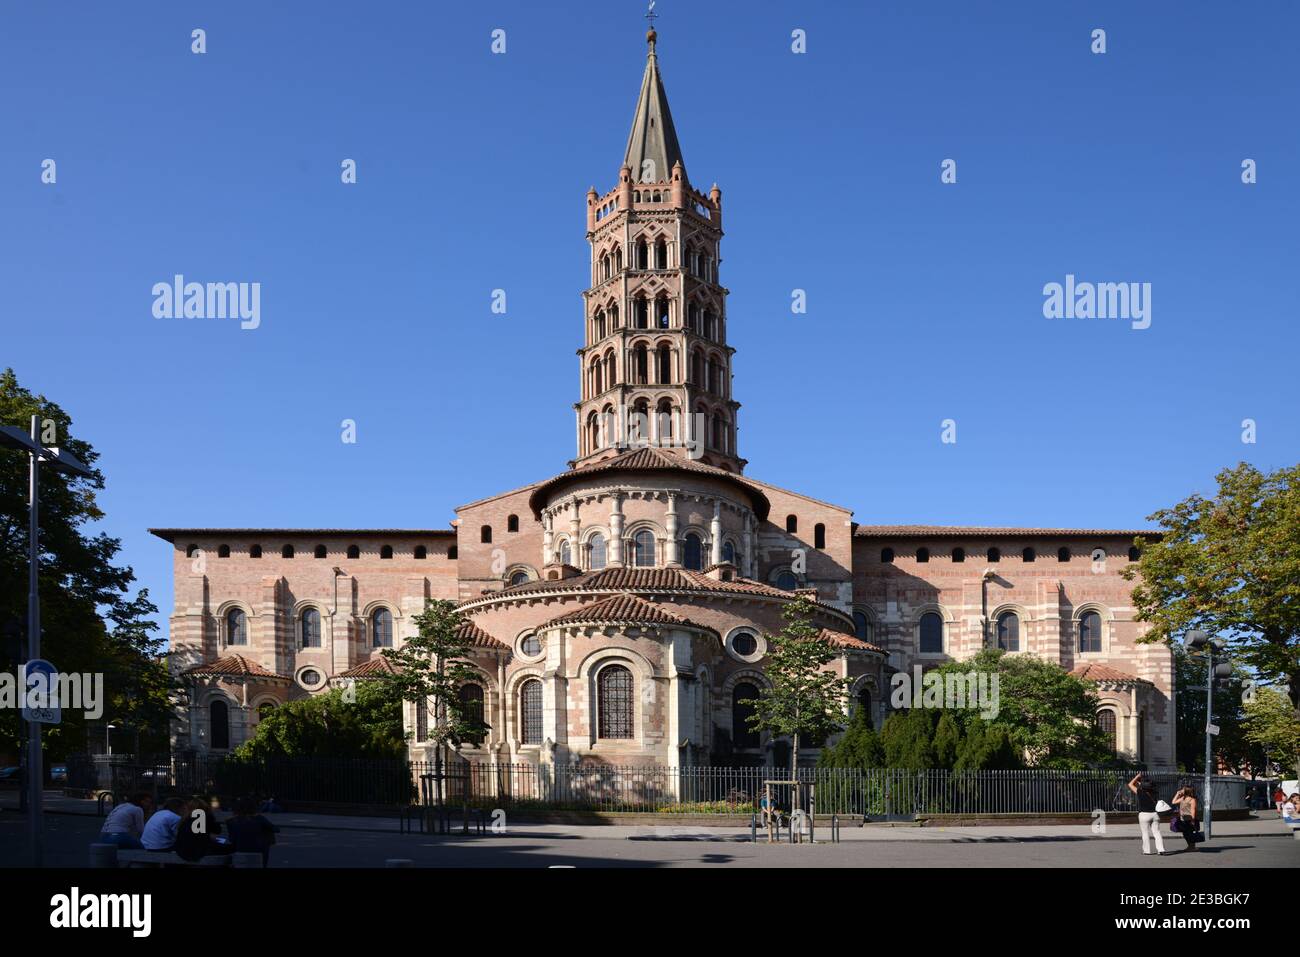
[153,27,1174,770]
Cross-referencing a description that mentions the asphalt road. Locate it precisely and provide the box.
[4,810,1298,868]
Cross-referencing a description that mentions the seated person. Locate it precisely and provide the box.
[1282,794,1300,828]
[174,798,233,862]
[98,792,153,849]
[140,797,187,851]
[226,797,278,867]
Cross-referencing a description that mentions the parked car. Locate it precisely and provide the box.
[49,764,67,784]
[0,766,21,785]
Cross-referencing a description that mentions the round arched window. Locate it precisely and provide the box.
[520,634,542,657]
[299,669,322,689]
[775,571,797,591]
[733,632,757,657]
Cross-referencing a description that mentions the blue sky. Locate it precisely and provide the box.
[3,1,1297,642]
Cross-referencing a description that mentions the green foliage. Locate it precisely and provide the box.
[742,595,852,775]
[879,707,938,770]
[817,703,884,770]
[377,599,485,753]
[930,649,1111,768]
[1126,462,1300,712]
[232,681,405,760]
[1173,643,1264,775]
[932,712,961,769]
[1242,686,1300,779]
[0,368,173,759]
[953,722,1021,770]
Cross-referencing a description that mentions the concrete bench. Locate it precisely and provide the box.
[90,844,262,868]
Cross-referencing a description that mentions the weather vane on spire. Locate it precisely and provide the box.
[645,1,658,31]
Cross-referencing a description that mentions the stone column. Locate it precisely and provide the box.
[710,500,723,566]
[542,628,568,763]
[609,494,625,567]
[742,513,754,577]
[665,493,680,566]
[568,501,581,562]
[542,511,554,566]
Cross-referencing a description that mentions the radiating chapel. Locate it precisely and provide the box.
[153,27,1174,770]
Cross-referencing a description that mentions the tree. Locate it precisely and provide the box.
[742,594,851,776]
[930,650,1112,768]
[1172,643,1264,776]
[817,703,884,770]
[0,368,169,760]
[377,599,483,803]
[879,708,938,770]
[233,682,404,760]
[1242,686,1300,779]
[932,712,961,770]
[1126,462,1300,712]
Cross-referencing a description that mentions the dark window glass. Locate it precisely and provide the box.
[598,665,634,739]
[414,546,427,560]
[732,682,760,749]
[721,541,735,565]
[952,547,965,563]
[776,571,797,591]
[785,514,797,534]
[249,545,262,558]
[520,680,543,745]
[314,545,327,559]
[209,700,230,750]
[218,544,230,558]
[857,687,872,727]
[1022,547,1035,563]
[372,608,393,648]
[683,533,703,570]
[380,545,393,560]
[1079,611,1102,653]
[458,684,486,746]
[281,545,294,559]
[996,611,1019,652]
[416,699,428,742]
[1097,708,1117,753]
[447,545,458,560]
[916,547,929,563]
[480,525,492,544]
[347,545,360,559]
[880,548,894,564]
[814,524,826,549]
[632,529,656,567]
[589,533,607,570]
[854,611,872,643]
[919,612,943,654]
[987,547,1000,563]
[226,609,247,646]
[509,571,529,586]
[1128,546,1141,562]
[507,515,519,533]
[301,608,321,648]
[732,632,757,657]
[1057,546,1070,563]
[521,634,541,657]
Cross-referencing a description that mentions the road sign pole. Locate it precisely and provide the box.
[27,414,43,869]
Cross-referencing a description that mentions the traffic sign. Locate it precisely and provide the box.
[21,659,61,724]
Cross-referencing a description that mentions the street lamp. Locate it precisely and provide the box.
[0,417,94,868]
[1183,628,1234,841]
[106,723,118,757]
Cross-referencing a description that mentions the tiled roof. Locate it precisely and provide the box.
[853,525,1158,539]
[1070,663,1152,685]
[540,594,695,630]
[818,628,885,655]
[457,620,508,650]
[464,565,798,605]
[527,447,770,520]
[181,654,289,680]
[338,657,397,679]
[150,528,454,542]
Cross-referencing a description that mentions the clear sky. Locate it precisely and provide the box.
[3,1,1296,643]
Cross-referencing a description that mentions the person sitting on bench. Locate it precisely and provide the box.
[99,792,153,849]
[174,798,233,862]
[140,797,186,851]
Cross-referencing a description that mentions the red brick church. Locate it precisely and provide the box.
[153,26,1174,770]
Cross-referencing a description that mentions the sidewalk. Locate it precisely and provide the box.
[5,790,1294,844]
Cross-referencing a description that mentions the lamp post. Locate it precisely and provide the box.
[106,723,118,756]
[0,415,94,868]
[1183,628,1234,841]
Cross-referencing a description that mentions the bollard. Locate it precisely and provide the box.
[231,852,263,869]
[89,843,119,869]
[385,858,415,868]
[750,813,757,843]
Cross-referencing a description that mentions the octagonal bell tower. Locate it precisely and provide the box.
[574,26,743,474]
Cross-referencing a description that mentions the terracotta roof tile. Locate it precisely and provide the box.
[466,565,797,604]
[854,525,1157,539]
[1070,663,1152,685]
[540,594,694,630]
[181,654,289,680]
[527,447,770,520]
[818,628,886,655]
[338,657,398,679]
[456,620,508,650]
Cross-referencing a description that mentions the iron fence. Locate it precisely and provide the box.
[67,753,1244,816]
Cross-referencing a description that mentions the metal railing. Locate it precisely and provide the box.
[65,754,1238,817]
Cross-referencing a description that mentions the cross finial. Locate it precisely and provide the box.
[645,1,658,30]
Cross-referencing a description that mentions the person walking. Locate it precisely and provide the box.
[1128,772,1166,856]
[1172,784,1200,851]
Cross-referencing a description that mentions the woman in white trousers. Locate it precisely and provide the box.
[1128,772,1167,855]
